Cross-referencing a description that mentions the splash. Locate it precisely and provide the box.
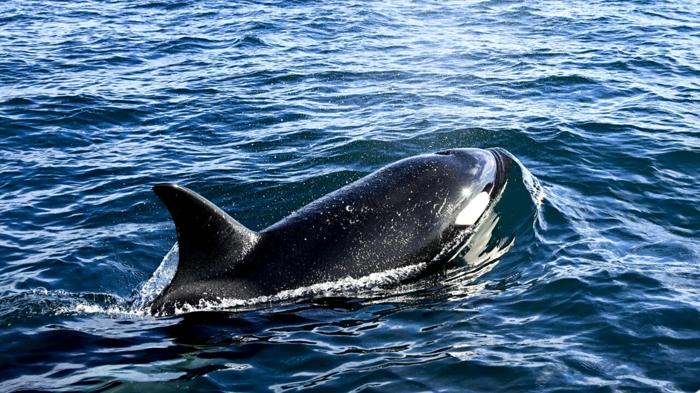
[53,245,181,317]
[132,244,179,310]
[53,257,429,317]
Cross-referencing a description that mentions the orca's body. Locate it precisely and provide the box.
[150,148,511,314]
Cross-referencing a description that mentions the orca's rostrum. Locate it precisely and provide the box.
[150,148,512,314]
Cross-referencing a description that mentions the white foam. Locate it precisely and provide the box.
[61,302,149,317]
[164,262,428,315]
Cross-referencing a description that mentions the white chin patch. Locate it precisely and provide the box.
[455,192,490,226]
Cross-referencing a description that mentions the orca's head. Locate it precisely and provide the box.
[424,148,511,228]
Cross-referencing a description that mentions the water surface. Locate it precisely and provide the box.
[1,0,699,391]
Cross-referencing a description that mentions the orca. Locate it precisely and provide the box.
[150,148,511,314]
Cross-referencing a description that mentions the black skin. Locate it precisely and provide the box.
[150,148,511,314]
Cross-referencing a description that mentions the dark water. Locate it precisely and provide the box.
[1,0,699,391]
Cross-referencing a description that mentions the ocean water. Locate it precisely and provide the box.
[1,0,699,391]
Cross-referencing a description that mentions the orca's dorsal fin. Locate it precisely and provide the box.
[153,183,258,284]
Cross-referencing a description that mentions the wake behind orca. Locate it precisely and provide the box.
[150,148,512,314]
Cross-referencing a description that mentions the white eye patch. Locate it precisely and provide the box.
[455,192,490,226]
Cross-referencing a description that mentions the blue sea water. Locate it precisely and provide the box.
[1,0,699,391]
